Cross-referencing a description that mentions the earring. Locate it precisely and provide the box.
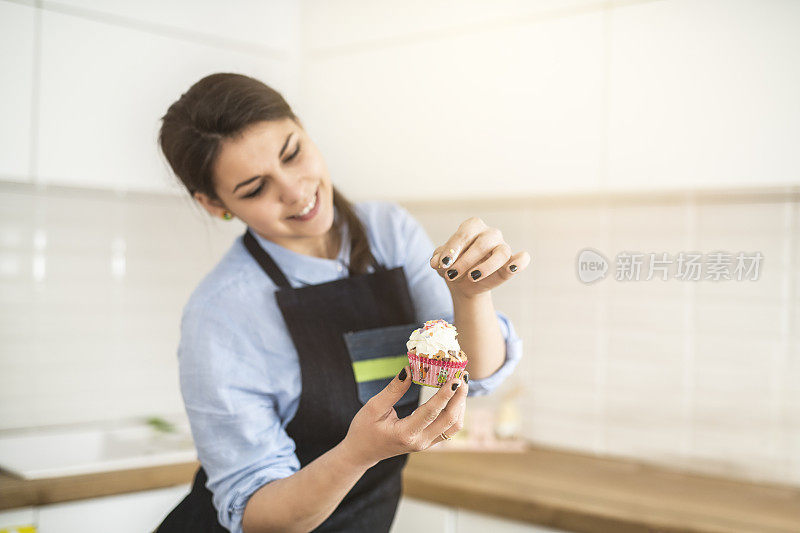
[222,212,232,220]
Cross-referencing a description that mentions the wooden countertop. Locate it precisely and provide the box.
[2,446,799,533]
[0,461,199,510]
[402,446,800,533]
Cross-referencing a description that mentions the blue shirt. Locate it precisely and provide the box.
[178,201,523,532]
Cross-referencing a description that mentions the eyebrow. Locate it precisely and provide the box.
[232,132,293,194]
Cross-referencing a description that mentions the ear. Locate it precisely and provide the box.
[193,191,228,218]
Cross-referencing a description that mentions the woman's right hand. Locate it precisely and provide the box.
[341,365,469,469]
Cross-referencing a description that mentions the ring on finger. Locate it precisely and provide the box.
[440,432,451,440]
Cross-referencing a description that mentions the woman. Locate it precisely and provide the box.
[155,73,529,533]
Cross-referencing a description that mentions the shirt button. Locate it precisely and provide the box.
[337,264,343,272]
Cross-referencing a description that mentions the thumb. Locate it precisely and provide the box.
[367,365,412,414]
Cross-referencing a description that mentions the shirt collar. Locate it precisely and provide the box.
[247,217,352,287]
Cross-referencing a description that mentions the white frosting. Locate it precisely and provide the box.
[406,319,461,357]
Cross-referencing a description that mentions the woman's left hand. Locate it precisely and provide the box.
[430,217,531,299]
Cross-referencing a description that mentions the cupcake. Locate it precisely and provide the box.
[406,319,468,388]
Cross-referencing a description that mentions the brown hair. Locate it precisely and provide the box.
[158,73,373,274]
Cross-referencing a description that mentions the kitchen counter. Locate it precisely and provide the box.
[403,446,800,533]
[2,445,799,532]
[0,461,199,510]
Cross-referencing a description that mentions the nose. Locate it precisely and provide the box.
[274,174,307,205]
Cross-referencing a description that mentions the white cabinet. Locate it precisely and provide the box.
[607,0,800,191]
[0,507,36,532]
[456,509,567,533]
[48,0,298,52]
[390,497,569,533]
[0,1,36,184]
[37,9,297,195]
[390,497,455,532]
[11,1,798,199]
[301,7,606,201]
[35,484,189,533]
[303,0,800,200]
[0,485,189,532]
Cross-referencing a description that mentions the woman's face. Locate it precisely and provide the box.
[195,118,336,257]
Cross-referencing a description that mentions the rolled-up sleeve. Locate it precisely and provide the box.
[178,300,300,533]
[457,310,522,395]
[392,204,523,396]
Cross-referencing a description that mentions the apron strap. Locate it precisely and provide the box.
[243,229,292,289]
[362,252,385,274]
[244,228,386,289]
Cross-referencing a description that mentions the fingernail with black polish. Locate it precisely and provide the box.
[441,256,452,267]
[398,367,407,381]
[470,270,481,280]
[462,372,469,384]
[447,269,458,279]
[509,264,518,272]
[451,382,460,391]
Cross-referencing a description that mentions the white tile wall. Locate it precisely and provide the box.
[0,185,796,486]
[0,183,244,428]
[403,193,799,487]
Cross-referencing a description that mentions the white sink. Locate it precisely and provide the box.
[0,420,197,479]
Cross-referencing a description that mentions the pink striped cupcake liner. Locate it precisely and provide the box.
[407,351,468,388]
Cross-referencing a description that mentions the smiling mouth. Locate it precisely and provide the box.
[287,188,319,219]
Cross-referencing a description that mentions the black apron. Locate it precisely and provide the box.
[157,227,421,532]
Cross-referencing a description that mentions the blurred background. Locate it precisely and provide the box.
[1,0,799,532]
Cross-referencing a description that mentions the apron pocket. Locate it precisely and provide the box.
[343,323,420,407]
